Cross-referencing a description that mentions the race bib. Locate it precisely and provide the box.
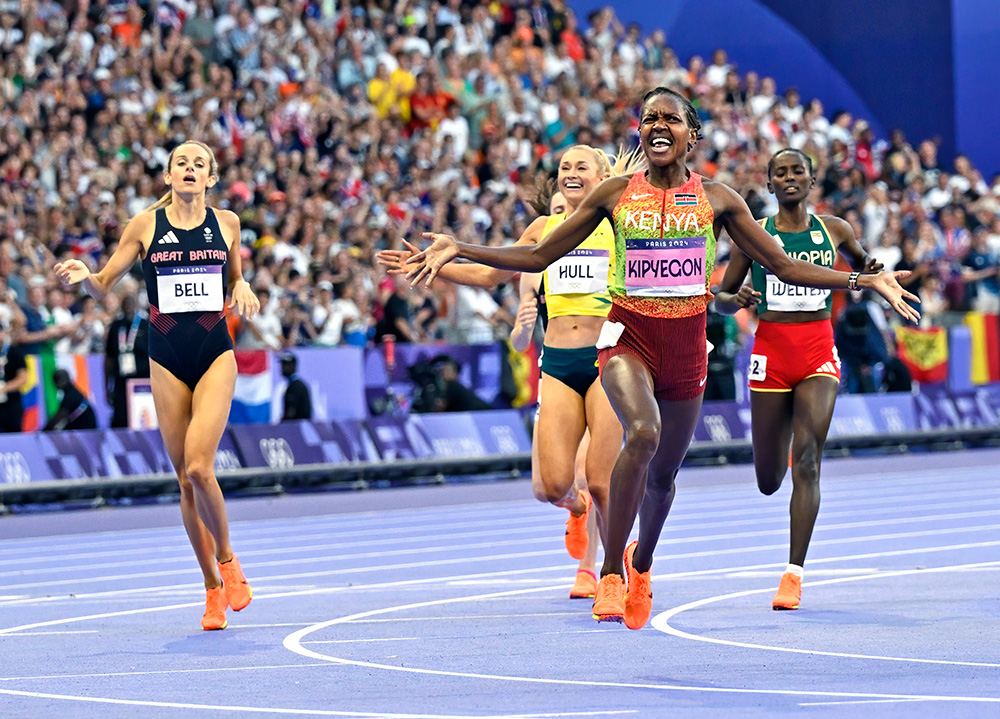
[765,273,829,312]
[546,248,609,295]
[156,265,224,314]
[748,353,767,381]
[624,236,706,297]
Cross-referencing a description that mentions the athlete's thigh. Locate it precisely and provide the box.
[186,350,237,462]
[648,393,703,477]
[583,379,623,488]
[749,390,794,477]
[150,360,194,472]
[599,352,657,432]
[536,373,587,490]
[790,376,839,451]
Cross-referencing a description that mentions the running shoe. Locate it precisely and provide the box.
[623,540,652,630]
[218,555,253,611]
[592,574,625,623]
[569,569,598,599]
[201,586,228,631]
[564,489,592,560]
[772,572,801,610]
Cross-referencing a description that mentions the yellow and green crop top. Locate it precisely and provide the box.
[540,212,614,319]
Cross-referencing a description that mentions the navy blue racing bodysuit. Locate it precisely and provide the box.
[142,208,233,391]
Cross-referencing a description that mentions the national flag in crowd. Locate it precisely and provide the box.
[895,325,948,384]
[230,350,274,424]
[964,312,1000,384]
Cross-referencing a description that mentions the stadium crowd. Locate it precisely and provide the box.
[0,0,998,380]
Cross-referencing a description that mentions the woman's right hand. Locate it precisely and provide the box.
[405,232,459,287]
[514,296,538,329]
[729,284,760,309]
[54,259,91,285]
[375,240,419,275]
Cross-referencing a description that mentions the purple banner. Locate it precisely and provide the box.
[227,421,330,469]
[292,346,366,421]
[310,420,380,462]
[0,434,52,484]
[366,416,434,460]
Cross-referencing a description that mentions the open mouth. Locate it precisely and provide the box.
[562,180,583,191]
[184,175,196,184]
[649,136,673,151]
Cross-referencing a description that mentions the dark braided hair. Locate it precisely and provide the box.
[640,87,703,141]
[767,148,815,179]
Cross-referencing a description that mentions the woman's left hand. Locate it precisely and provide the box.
[229,280,260,319]
[869,271,920,323]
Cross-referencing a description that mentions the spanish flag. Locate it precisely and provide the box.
[896,325,948,384]
[505,339,540,409]
[965,312,1000,384]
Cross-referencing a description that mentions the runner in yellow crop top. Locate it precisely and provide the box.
[406,88,919,630]
[378,146,630,605]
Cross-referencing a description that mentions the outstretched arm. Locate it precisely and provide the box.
[708,182,919,322]
[823,214,882,273]
[376,216,550,289]
[405,176,628,287]
[54,212,152,299]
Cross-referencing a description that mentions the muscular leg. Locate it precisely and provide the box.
[185,350,238,563]
[583,378,622,543]
[749,390,794,495]
[630,394,703,574]
[535,373,588,515]
[150,361,219,589]
[788,377,838,566]
[598,354,658,578]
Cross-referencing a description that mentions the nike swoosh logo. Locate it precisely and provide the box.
[699,376,707,387]
[631,193,653,200]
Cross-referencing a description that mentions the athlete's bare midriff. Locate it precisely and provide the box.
[544,314,607,349]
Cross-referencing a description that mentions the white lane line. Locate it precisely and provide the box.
[0,689,633,718]
[304,637,420,645]
[650,560,1000,668]
[282,584,1000,704]
[0,663,334,682]
[3,470,990,556]
[800,698,937,706]
[5,512,1000,594]
[6,491,993,573]
[0,630,98,636]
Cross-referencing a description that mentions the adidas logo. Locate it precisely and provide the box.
[158,231,180,245]
[815,361,840,375]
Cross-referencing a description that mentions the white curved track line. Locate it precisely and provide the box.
[0,689,630,718]
[281,583,1000,703]
[651,560,1000,668]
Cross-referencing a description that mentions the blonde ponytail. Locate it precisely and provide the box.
[145,191,173,213]
[609,145,646,178]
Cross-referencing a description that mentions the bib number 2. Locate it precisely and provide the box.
[748,353,767,382]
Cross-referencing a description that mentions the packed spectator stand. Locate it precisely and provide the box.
[1,0,998,415]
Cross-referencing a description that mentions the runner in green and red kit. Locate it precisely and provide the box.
[715,148,883,610]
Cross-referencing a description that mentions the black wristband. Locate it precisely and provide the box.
[848,271,860,291]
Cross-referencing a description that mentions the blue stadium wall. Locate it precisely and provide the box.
[570,0,1000,175]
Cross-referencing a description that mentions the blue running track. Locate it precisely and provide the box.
[1,449,998,718]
